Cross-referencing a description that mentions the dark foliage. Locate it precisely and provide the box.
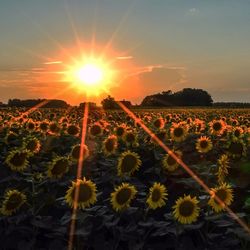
[141,88,213,107]
[8,99,69,108]
[101,95,132,110]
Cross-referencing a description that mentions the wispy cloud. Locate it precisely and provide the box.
[44,61,62,65]
[188,8,199,15]
[116,56,133,60]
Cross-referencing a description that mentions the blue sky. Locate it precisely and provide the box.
[1,0,250,104]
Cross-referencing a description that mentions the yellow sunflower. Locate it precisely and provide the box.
[208,183,233,212]
[39,120,49,132]
[153,117,165,130]
[195,136,213,153]
[117,151,142,176]
[49,122,61,135]
[89,123,103,137]
[71,144,89,161]
[67,124,80,136]
[110,183,137,212]
[26,120,36,131]
[231,126,244,139]
[227,138,246,158]
[216,154,230,184]
[103,135,118,155]
[162,150,182,172]
[23,137,41,154]
[115,124,127,138]
[170,122,188,142]
[1,190,26,216]
[123,130,137,145]
[146,183,168,210]
[65,178,97,209]
[173,195,200,224]
[209,120,226,135]
[48,156,70,178]
[5,149,30,172]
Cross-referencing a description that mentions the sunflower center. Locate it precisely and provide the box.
[200,140,208,148]
[179,200,195,217]
[120,155,137,173]
[9,152,27,167]
[51,159,69,175]
[125,132,135,143]
[154,119,163,128]
[26,140,38,151]
[50,123,60,133]
[77,184,93,202]
[151,189,161,202]
[167,155,177,166]
[116,127,125,137]
[214,189,227,204]
[116,188,132,205]
[234,130,240,137]
[5,194,23,210]
[67,125,79,135]
[105,138,115,152]
[72,146,81,159]
[213,122,222,131]
[90,125,102,136]
[173,127,184,137]
[228,142,243,155]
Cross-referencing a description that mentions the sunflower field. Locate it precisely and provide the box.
[0,107,249,249]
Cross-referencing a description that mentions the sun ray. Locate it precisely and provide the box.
[116,101,250,235]
[68,102,89,250]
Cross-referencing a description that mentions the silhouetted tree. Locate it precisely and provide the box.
[141,88,213,107]
[8,99,69,108]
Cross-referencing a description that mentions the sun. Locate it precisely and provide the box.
[75,63,103,86]
[64,56,116,96]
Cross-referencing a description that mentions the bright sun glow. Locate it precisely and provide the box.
[64,57,115,96]
[76,64,103,86]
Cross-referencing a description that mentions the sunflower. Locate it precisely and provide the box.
[90,123,103,136]
[115,124,126,137]
[208,183,233,212]
[117,151,141,176]
[227,138,246,158]
[209,120,226,135]
[231,126,244,139]
[65,178,97,209]
[71,144,89,161]
[48,156,70,178]
[4,132,18,145]
[170,122,188,142]
[146,183,168,210]
[123,130,137,145]
[23,137,41,154]
[110,183,137,212]
[49,122,61,135]
[162,150,182,172]
[26,120,36,131]
[5,149,30,172]
[173,195,200,224]
[196,136,213,153]
[67,124,80,136]
[103,135,118,155]
[1,190,26,216]
[39,120,49,132]
[216,154,230,184]
[153,117,165,130]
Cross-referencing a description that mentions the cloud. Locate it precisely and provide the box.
[188,8,199,15]
[116,56,133,60]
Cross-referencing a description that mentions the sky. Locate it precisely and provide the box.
[1,0,250,105]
